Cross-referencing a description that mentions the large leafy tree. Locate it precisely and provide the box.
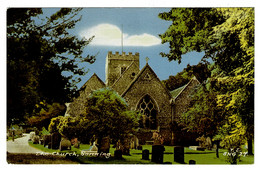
[7,8,95,125]
[49,88,139,146]
[83,88,139,144]
[159,8,254,154]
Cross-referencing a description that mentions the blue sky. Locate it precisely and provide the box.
[42,8,205,89]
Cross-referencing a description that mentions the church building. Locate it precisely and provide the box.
[67,51,200,145]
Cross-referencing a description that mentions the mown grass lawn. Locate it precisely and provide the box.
[29,142,254,164]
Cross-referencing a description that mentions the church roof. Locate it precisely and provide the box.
[170,85,186,98]
[80,73,105,91]
[170,76,200,99]
[121,63,172,98]
[111,61,140,87]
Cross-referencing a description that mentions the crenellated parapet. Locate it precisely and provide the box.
[106,51,140,86]
[107,51,139,60]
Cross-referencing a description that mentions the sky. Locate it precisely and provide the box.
[43,8,205,89]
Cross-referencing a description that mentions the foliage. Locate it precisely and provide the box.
[27,102,65,129]
[48,88,139,144]
[159,8,254,151]
[7,8,96,124]
[217,114,247,149]
[158,8,225,63]
[39,127,50,136]
[48,116,64,133]
[179,84,224,137]
[57,116,92,143]
[83,88,140,143]
[162,63,211,91]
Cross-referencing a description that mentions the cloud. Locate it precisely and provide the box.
[79,23,161,46]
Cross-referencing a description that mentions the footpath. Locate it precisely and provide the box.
[7,133,43,153]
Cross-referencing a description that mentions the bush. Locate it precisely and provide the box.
[39,127,50,137]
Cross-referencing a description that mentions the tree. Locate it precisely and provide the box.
[159,8,254,154]
[27,102,66,130]
[82,88,139,148]
[180,84,224,138]
[7,8,96,125]
[162,62,211,91]
[49,88,139,148]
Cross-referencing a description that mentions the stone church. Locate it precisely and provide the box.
[67,51,200,145]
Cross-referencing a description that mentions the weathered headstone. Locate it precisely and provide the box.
[137,145,143,150]
[151,145,165,164]
[142,149,149,160]
[189,160,196,164]
[99,137,110,153]
[43,134,51,147]
[32,135,40,144]
[174,146,184,164]
[90,143,98,151]
[59,138,71,151]
[114,150,123,159]
[73,142,80,148]
[51,132,61,149]
[122,138,130,155]
[29,132,35,141]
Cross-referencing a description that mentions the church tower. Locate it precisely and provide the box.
[105,51,140,86]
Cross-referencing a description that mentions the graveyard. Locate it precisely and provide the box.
[28,140,254,164]
[7,8,255,166]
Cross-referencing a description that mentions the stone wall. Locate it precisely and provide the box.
[68,74,105,117]
[122,64,173,143]
[106,51,139,86]
[173,77,200,120]
[111,61,140,95]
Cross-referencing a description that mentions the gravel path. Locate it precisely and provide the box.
[7,133,44,153]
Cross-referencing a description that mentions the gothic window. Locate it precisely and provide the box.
[137,95,157,129]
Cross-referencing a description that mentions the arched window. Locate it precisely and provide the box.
[137,95,157,129]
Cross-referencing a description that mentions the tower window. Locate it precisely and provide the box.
[131,72,136,78]
[121,66,126,75]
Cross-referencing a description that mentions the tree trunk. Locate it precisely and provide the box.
[248,139,253,155]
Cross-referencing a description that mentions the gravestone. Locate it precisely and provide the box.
[174,146,184,164]
[32,135,40,144]
[151,145,165,164]
[74,142,80,148]
[43,134,51,147]
[114,150,123,159]
[99,137,110,153]
[59,138,71,151]
[51,132,61,149]
[39,138,44,145]
[142,149,149,160]
[122,138,130,155]
[29,132,35,141]
[189,160,196,164]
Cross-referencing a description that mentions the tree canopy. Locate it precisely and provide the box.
[162,62,211,91]
[83,88,139,143]
[159,8,254,151]
[7,8,95,125]
[49,88,139,144]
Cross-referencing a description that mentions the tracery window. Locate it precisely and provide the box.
[137,95,157,129]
